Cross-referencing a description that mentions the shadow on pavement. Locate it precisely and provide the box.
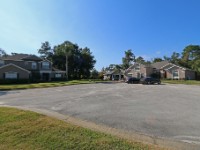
[0,91,19,96]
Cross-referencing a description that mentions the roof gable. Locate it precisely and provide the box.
[0,63,30,73]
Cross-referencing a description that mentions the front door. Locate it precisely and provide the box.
[42,73,50,81]
[137,73,140,78]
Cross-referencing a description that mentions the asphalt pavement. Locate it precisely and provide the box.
[0,83,200,149]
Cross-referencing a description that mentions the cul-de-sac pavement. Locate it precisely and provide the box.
[1,83,200,149]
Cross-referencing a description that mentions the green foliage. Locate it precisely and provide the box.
[170,52,180,64]
[38,41,53,59]
[0,79,30,84]
[0,80,106,90]
[181,45,200,73]
[54,41,74,56]
[39,41,96,80]
[0,107,152,150]
[135,56,145,64]
[0,48,7,57]
[122,49,135,69]
[98,71,104,80]
[162,80,200,85]
[90,69,99,79]
[163,55,171,61]
[152,57,163,63]
[80,47,96,79]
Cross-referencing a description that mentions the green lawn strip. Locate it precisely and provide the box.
[0,80,106,90]
[0,107,161,150]
[162,80,200,85]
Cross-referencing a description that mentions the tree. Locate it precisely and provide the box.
[135,56,145,64]
[0,48,7,57]
[163,55,171,61]
[54,41,74,80]
[79,47,96,78]
[181,45,200,72]
[38,41,53,59]
[53,41,96,79]
[152,57,163,63]
[122,49,135,69]
[98,67,105,80]
[90,69,99,79]
[114,64,122,71]
[104,64,122,72]
[170,52,180,64]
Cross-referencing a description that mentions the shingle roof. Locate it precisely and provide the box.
[22,55,43,61]
[1,53,42,61]
[151,61,169,69]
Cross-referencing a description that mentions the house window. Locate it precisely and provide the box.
[135,64,140,71]
[0,60,4,66]
[42,62,49,69]
[128,73,132,77]
[55,73,62,78]
[32,62,37,69]
[5,72,18,79]
[173,70,179,79]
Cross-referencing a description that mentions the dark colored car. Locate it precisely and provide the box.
[140,77,161,84]
[125,77,140,84]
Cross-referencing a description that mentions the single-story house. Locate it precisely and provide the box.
[125,61,196,80]
[104,69,124,80]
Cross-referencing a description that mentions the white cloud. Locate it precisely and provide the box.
[140,55,152,61]
[156,51,161,55]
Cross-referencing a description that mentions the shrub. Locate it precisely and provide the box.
[0,79,30,84]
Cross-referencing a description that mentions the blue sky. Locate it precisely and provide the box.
[0,0,200,70]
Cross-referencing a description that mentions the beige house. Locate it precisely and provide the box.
[0,53,65,81]
[125,61,196,80]
[125,63,152,78]
[104,70,124,80]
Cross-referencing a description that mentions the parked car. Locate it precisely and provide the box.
[140,77,161,84]
[125,77,140,84]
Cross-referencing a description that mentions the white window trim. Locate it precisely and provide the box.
[0,60,4,65]
[127,73,133,77]
[42,62,50,69]
[134,64,140,71]
[55,73,62,78]
[172,70,179,79]
[5,72,18,79]
[32,62,37,69]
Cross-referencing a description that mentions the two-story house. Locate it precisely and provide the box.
[0,53,65,81]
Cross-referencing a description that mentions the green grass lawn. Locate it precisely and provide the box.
[162,80,200,85]
[0,107,163,150]
[0,80,106,90]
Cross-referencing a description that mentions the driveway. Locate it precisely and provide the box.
[0,83,200,148]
